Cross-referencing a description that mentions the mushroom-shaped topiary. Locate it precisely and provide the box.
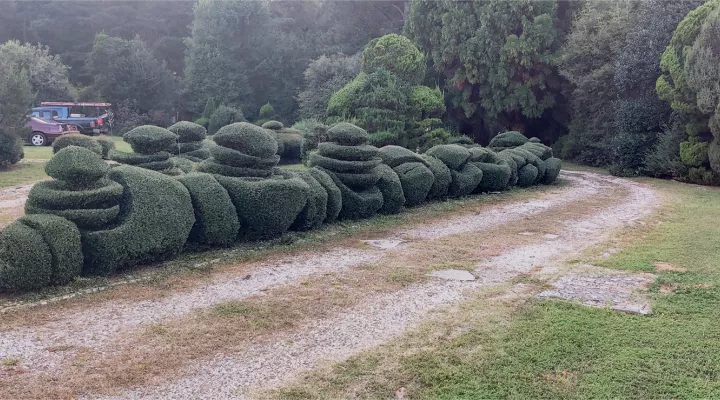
[27,146,123,230]
[110,125,180,174]
[168,121,210,163]
[52,134,103,156]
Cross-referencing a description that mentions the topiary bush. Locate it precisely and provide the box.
[474,162,512,193]
[393,162,434,206]
[517,164,539,187]
[425,144,471,170]
[378,145,425,167]
[542,157,562,184]
[362,34,426,85]
[168,121,207,143]
[420,154,452,199]
[288,169,328,231]
[18,214,83,286]
[52,134,103,156]
[275,129,303,164]
[0,127,24,166]
[212,123,278,158]
[111,125,180,174]
[488,131,530,149]
[0,221,52,291]
[95,136,115,159]
[375,164,405,214]
[81,165,195,275]
[177,173,240,247]
[262,120,284,130]
[209,105,245,135]
[259,103,275,120]
[447,162,483,197]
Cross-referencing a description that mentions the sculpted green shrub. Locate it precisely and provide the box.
[517,164,539,187]
[497,154,519,187]
[378,145,425,167]
[208,105,245,135]
[262,120,284,130]
[96,136,115,159]
[112,125,179,174]
[542,157,562,184]
[447,163,483,197]
[488,131,529,150]
[289,170,328,231]
[82,165,195,275]
[420,154,452,199]
[425,145,471,170]
[52,134,103,156]
[362,34,426,85]
[18,214,83,286]
[309,167,342,222]
[168,121,207,143]
[0,127,24,167]
[474,163,512,192]
[375,164,405,214]
[393,162,434,206]
[177,173,239,247]
[0,221,52,291]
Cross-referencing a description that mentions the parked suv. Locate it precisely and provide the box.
[24,116,80,146]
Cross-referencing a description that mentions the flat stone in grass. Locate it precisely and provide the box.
[361,239,404,249]
[429,269,476,281]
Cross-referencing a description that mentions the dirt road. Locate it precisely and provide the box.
[0,171,662,399]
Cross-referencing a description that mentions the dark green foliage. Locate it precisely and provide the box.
[0,221,52,291]
[26,204,120,229]
[375,164,405,214]
[168,121,207,143]
[489,131,529,149]
[309,153,381,173]
[137,160,174,171]
[393,162,434,206]
[309,167,342,222]
[109,150,171,165]
[425,145,471,170]
[609,130,657,176]
[447,163,483,198]
[171,157,195,173]
[194,117,209,129]
[497,155,519,187]
[202,97,216,119]
[177,173,239,247]
[361,34,426,85]
[448,136,475,146]
[319,143,379,161]
[323,169,384,220]
[209,105,245,135]
[467,147,500,164]
[213,123,278,158]
[45,146,108,188]
[420,154,452,199]
[517,164,539,187]
[18,214,82,285]
[331,171,380,190]
[262,120,284,130]
[259,103,275,120]
[508,148,546,181]
[297,120,328,164]
[378,145,425,167]
[709,139,720,176]
[214,174,309,240]
[519,142,553,161]
[82,165,195,275]
[474,163,512,193]
[177,142,203,153]
[327,122,370,146]
[184,147,213,161]
[27,179,123,210]
[528,137,542,143]
[289,170,328,231]
[96,137,115,159]
[0,127,24,167]
[276,131,303,164]
[124,125,178,154]
[52,134,103,156]
[298,54,361,120]
[197,160,273,178]
[210,146,280,169]
[542,157,562,184]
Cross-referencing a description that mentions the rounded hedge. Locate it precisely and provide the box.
[215,174,310,240]
[277,132,303,164]
[197,160,274,178]
[262,120,284,130]
[488,131,529,149]
[210,145,280,169]
[420,154,452,199]
[18,214,83,286]
[136,160,175,171]
[327,123,369,146]
[318,142,379,161]
[124,125,178,154]
[520,142,553,160]
[517,164,539,187]
[468,147,500,163]
[288,170,328,231]
[528,137,542,143]
[425,144,471,170]
[177,142,203,154]
[447,162,484,197]
[393,162,434,206]
[82,165,195,276]
[362,34,426,85]
[96,136,116,158]
[318,167,384,220]
[181,148,212,162]
[332,170,381,189]
[375,164,405,214]
[46,146,108,187]
[497,155,519,187]
[308,153,382,173]
[177,173,240,247]
[109,150,170,165]
[52,134,103,156]
[213,122,278,158]
[171,156,195,173]
[474,162,512,193]
[168,121,207,143]
[378,145,425,167]
[26,204,120,229]
[27,179,123,210]
[0,221,52,291]
[542,157,562,184]
[309,167,342,222]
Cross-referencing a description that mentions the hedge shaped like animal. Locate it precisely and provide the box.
[198,122,313,239]
[110,125,182,175]
[309,123,384,219]
[168,121,211,162]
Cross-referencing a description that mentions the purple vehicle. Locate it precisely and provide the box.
[24,116,79,146]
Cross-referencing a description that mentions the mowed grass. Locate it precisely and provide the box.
[272,179,720,399]
[22,135,130,160]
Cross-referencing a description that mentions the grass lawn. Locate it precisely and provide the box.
[0,163,48,189]
[273,179,720,399]
[22,135,130,160]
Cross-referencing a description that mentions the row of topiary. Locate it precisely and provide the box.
[0,122,561,292]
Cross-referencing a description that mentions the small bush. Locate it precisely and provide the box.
[447,162,483,197]
[209,105,246,135]
[45,146,108,188]
[425,144,471,170]
[210,145,280,169]
[318,143,379,161]
[518,142,553,160]
[420,154,452,199]
[213,123,278,158]
[474,163,511,193]
[82,165,195,275]
[517,164,539,187]
[215,174,309,240]
[52,134,103,156]
[378,145,425,167]
[259,103,275,120]
[327,122,369,146]
[488,131,529,149]
[0,127,24,166]
[393,162,434,206]
[679,141,709,167]
[124,125,178,154]
[307,167,342,222]
[262,120,284,130]
[0,221,52,291]
[375,164,405,214]
[168,121,207,143]
[542,157,562,184]
[177,173,240,247]
[288,170,328,231]
[18,214,83,285]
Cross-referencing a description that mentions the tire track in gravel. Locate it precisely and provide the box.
[102,172,659,400]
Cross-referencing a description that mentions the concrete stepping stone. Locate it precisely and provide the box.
[429,269,476,281]
[361,239,405,249]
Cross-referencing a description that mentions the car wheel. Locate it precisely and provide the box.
[30,132,47,146]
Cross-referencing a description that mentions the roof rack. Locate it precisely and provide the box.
[39,102,112,107]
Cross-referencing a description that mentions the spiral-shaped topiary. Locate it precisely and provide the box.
[168,121,210,162]
[110,125,180,174]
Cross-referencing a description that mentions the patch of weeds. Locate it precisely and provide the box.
[2,357,19,367]
[212,301,265,317]
[428,261,475,272]
[146,323,168,335]
[385,268,420,287]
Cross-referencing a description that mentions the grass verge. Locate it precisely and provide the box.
[0,163,47,189]
[269,179,720,399]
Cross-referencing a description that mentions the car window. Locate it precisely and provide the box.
[52,110,59,118]
[32,111,40,117]
[42,111,51,118]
